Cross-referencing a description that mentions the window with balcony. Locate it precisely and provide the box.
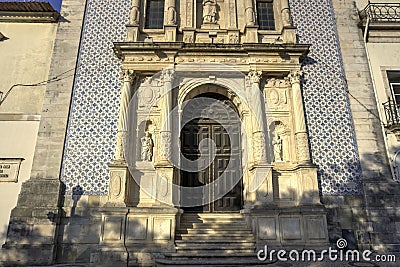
[145,0,164,29]
[383,71,400,128]
[256,0,275,30]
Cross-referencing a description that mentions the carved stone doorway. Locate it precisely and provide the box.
[180,93,242,212]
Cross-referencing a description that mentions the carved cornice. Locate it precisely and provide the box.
[113,42,310,60]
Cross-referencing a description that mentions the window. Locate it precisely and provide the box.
[388,71,400,105]
[145,0,164,29]
[256,0,275,30]
[196,0,203,28]
[383,71,400,127]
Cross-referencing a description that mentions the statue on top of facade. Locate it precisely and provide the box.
[202,0,217,23]
[141,132,153,161]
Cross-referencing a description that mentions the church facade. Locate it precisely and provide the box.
[1,0,400,266]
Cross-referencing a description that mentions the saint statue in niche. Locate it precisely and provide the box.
[272,133,283,162]
[141,132,153,161]
[202,0,217,23]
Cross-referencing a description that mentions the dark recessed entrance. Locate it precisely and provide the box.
[180,93,243,212]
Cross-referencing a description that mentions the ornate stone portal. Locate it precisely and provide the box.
[97,0,328,265]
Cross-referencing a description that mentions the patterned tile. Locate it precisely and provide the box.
[60,0,131,195]
[60,0,362,195]
[289,0,362,194]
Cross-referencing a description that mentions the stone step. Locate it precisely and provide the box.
[175,243,255,250]
[180,219,248,224]
[177,233,254,240]
[156,257,267,266]
[175,247,255,254]
[163,252,257,258]
[168,213,257,265]
[176,239,255,244]
[182,213,244,218]
[177,228,253,235]
[179,223,249,229]
[180,217,246,223]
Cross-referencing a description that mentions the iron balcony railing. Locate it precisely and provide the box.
[383,99,400,128]
[360,2,400,23]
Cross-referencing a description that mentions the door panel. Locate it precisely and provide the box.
[181,119,242,212]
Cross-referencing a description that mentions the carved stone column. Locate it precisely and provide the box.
[107,69,136,206]
[246,71,273,208]
[115,69,136,162]
[159,69,174,164]
[165,0,177,41]
[127,0,141,41]
[288,70,311,163]
[152,69,175,206]
[244,0,258,42]
[248,70,267,163]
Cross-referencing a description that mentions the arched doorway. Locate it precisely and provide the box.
[180,93,243,212]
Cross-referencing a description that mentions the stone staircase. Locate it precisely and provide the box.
[156,213,266,266]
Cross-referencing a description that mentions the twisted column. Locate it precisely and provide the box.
[115,69,136,162]
[288,70,311,163]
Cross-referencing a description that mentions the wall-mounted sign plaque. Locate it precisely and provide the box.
[0,158,24,182]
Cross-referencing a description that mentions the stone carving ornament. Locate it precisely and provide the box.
[161,132,172,159]
[281,8,292,27]
[295,132,311,162]
[162,69,175,83]
[167,0,177,25]
[246,7,256,26]
[248,70,262,84]
[253,132,266,162]
[266,78,289,88]
[184,34,194,43]
[129,0,140,25]
[272,132,283,162]
[288,70,302,85]
[141,132,154,161]
[203,0,217,23]
[229,33,239,44]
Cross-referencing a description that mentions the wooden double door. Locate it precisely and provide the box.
[180,118,243,212]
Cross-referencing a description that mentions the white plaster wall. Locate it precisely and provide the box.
[0,116,40,247]
[0,22,57,114]
[0,22,57,248]
[365,43,400,157]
